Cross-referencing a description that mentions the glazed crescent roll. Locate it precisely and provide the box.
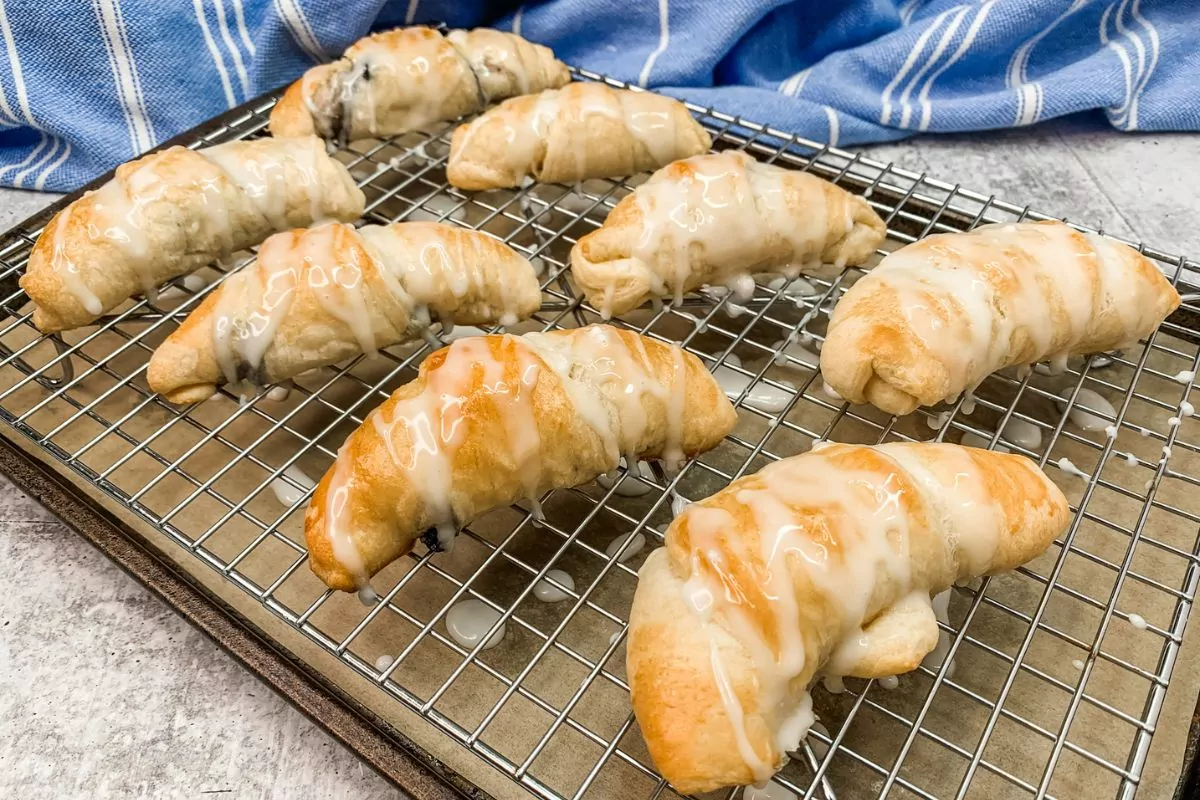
[304,325,736,591]
[269,26,570,141]
[447,83,712,190]
[21,137,365,333]
[628,442,1069,793]
[821,221,1181,415]
[147,221,543,404]
[571,151,887,317]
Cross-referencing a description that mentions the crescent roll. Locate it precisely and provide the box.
[21,137,365,333]
[304,325,736,591]
[446,83,712,190]
[628,442,1069,793]
[147,221,543,404]
[822,221,1181,415]
[571,151,887,317]
[269,26,570,141]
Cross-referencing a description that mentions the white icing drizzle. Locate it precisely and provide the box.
[772,337,820,370]
[670,491,691,518]
[626,151,842,309]
[267,381,293,402]
[1056,457,1088,480]
[375,654,393,672]
[531,325,688,471]
[50,138,339,318]
[321,327,691,569]
[324,441,369,588]
[821,381,844,403]
[210,222,531,388]
[358,586,380,606]
[852,222,1166,401]
[676,444,996,777]
[926,411,951,431]
[743,780,796,800]
[366,336,543,548]
[879,675,900,690]
[1057,387,1116,432]
[999,417,1043,450]
[1174,370,1195,385]
[596,464,654,497]
[1181,401,1195,418]
[212,227,367,385]
[48,207,103,316]
[533,569,575,602]
[606,531,646,563]
[922,589,955,674]
[203,141,295,230]
[269,464,316,506]
[458,84,687,189]
[445,599,506,650]
[711,356,795,413]
[1128,612,1147,630]
[1071,658,1084,671]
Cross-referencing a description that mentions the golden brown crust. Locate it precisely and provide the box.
[146,221,542,404]
[821,221,1181,415]
[21,138,365,333]
[628,443,1069,793]
[267,26,569,141]
[304,326,736,591]
[447,84,713,190]
[268,76,321,137]
[570,152,887,316]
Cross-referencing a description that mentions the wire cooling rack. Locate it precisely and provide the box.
[1,68,1199,800]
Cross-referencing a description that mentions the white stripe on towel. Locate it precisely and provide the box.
[638,0,670,88]
[214,0,251,99]
[231,0,256,56]
[918,0,997,131]
[93,0,156,155]
[897,5,969,129]
[274,0,325,63]
[13,134,58,188]
[880,7,958,126]
[0,0,36,124]
[195,0,238,107]
[34,139,71,190]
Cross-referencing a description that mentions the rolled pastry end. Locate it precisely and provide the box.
[628,550,786,794]
[147,289,227,404]
[269,77,320,138]
[820,309,948,416]
[569,241,655,318]
[22,210,101,334]
[303,442,426,593]
[446,124,523,190]
[303,483,364,593]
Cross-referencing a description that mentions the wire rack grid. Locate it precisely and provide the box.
[0,68,1199,800]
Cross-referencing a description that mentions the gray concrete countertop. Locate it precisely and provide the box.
[1,115,1198,799]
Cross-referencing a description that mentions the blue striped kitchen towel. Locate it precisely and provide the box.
[0,0,1195,192]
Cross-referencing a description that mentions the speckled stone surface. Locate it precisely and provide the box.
[0,117,1197,799]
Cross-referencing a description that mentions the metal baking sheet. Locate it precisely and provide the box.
[1,68,1199,800]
